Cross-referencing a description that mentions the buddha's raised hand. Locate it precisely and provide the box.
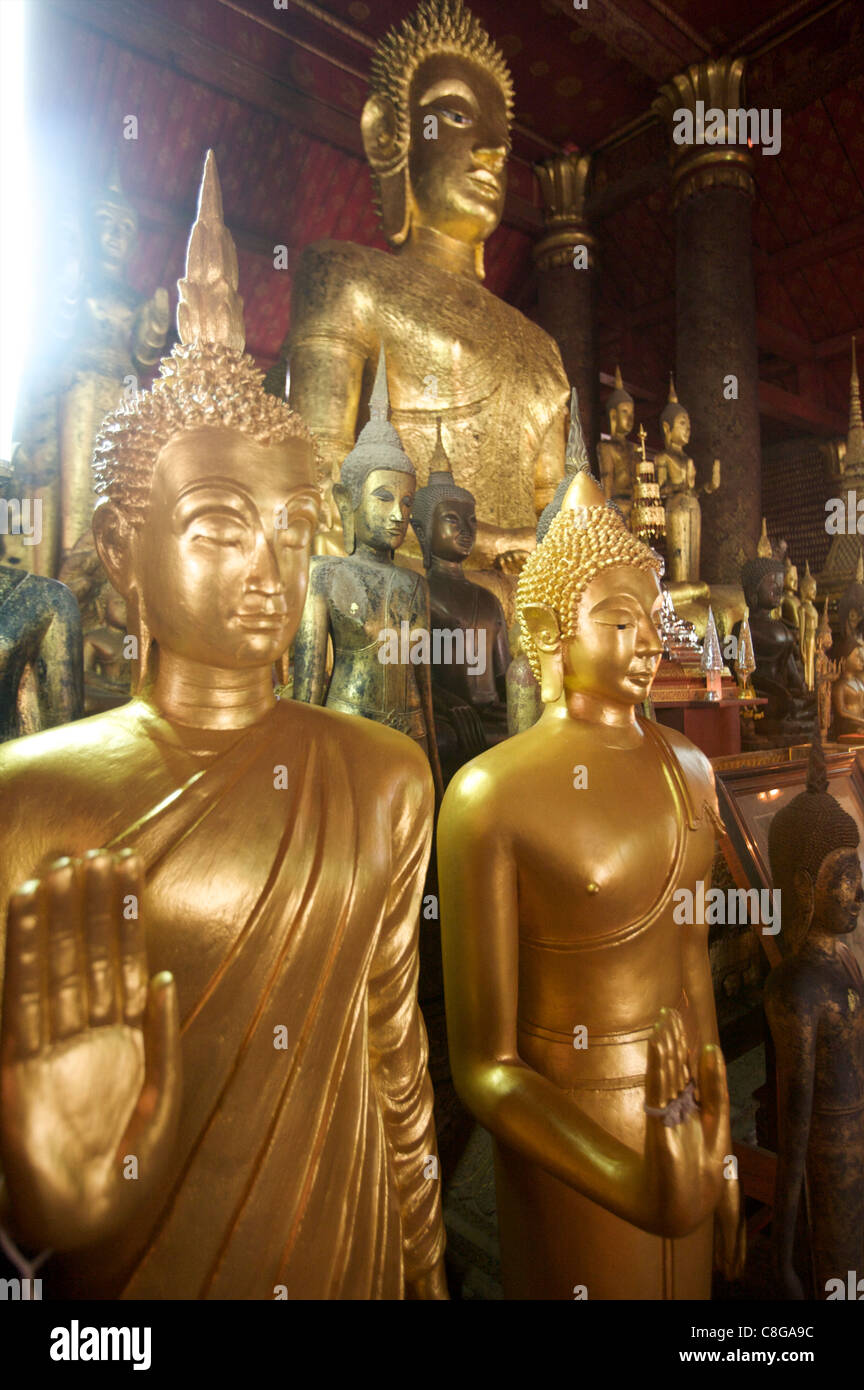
[0,851,181,1251]
[640,1007,727,1239]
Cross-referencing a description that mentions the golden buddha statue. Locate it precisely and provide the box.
[815,600,838,741]
[293,351,443,798]
[281,0,569,565]
[781,556,801,632]
[799,560,818,691]
[596,365,638,524]
[833,642,864,737]
[654,377,720,583]
[0,153,446,1300]
[438,466,742,1299]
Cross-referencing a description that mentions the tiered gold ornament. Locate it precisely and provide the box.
[630,424,667,562]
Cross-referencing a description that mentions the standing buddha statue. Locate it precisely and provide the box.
[764,737,864,1298]
[409,420,510,784]
[781,556,801,632]
[597,365,637,523]
[293,351,444,798]
[799,560,818,691]
[438,465,742,1299]
[833,643,864,738]
[654,377,720,584]
[815,600,838,741]
[281,0,569,566]
[0,152,446,1300]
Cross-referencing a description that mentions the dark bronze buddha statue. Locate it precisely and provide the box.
[735,553,815,742]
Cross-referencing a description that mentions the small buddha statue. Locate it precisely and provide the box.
[409,420,509,784]
[281,0,568,566]
[0,153,446,1300]
[597,365,637,523]
[293,350,444,798]
[781,556,801,632]
[831,551,864,664]
[438,465,743,1299]
[0,464,84,741]
[798,561,819,691]
[654,377,720,583]
[832,643,864,737]
[736,552,815,742]
[764,736,864,1298]
[816,601,839,740]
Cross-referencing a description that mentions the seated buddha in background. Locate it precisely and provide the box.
[438,466,742,1300]
[735,553,815,741]
[833,643,864,737]
[0,154,446,1301]
[279,0,569,566]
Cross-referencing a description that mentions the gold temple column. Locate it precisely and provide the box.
[533,153,598,460]
[653,60,761,584]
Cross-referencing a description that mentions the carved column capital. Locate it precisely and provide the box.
[653,57,755,208]
[533,151,597,271]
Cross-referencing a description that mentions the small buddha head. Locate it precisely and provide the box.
[839,579,864,643]
[90,160,138,277]
[91,153,320,691]
[334,350,417,555]
[362,0,513,275]
[769,734,862,950]
[660,376,690,451]
[411,420,475,568]
[783,557,798,595]
[605,366,634,442]
[742,556,785,614]
[844,643,864,677]
[517,469,663,709]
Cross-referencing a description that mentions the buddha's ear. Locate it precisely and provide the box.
[522,603,564,705]
[361,95,410,245]
[332,482,355,554]
[92,499,134,595]
[793,867,814,925]
[410,517,430,570]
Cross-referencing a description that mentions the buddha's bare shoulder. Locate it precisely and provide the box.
[292,240,396,312]
[0,700,154,805]
[645,719,717,801]
[440,721,555,828]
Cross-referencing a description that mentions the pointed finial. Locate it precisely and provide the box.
[847,337,864,472]
[668,374,678,404]
[806,724,829,795]
[701,607,723,673]
[614,364,624,391]
[857,544,864,583]
[177,150,245,352]
[638,424,647,461]
[428,415,452,473]
[561,465,607,514]
[369,345,390,422]
[565,387,591,472]
[757,517,772,557]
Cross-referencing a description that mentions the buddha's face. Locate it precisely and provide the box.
[130,427,318,668]
[785,565,798,592]
[93,203,137,273]
[848,605,863,636]
[846,645,864,675]
[757,570,783,611]
[609,402,634,440]
[563,565,663,708]
[407,53,509,245]
[431,496,476,563]
[800,575,817,602]
[354,468,416,552]
[665,408,690,449]
[813,847,863,936]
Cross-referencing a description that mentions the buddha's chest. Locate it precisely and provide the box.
[326,563,419,649]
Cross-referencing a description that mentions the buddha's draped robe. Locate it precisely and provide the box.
[0,699,444,1298]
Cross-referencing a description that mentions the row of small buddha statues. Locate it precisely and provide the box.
[1,0,861,1301]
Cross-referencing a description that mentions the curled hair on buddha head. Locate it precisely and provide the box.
[768,730,859,949]
[516,467,662,685]
[741,555,784,610]
[92,150,316,532]
[336,348,415,552]
[410,418,473,568]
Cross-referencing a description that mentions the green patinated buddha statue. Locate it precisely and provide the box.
[293,351,443,797]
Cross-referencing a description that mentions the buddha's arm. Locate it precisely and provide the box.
[41,584,84,727]
[833,681,864,726]
[367,761,446,1296]
[438,785,658,1231]
[292,568,330,705]
[764,981,817,1295]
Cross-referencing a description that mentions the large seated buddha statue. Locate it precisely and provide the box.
[438,466,742,1299]
[735,550,816,743]
[0,154,446,1300]
[278,0,569,568]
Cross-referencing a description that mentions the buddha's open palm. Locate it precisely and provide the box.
[0,851,181,1251]
[641,1008,727,1239]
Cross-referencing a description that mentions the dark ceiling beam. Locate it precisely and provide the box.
[759,215,864,280]
[758,380,846,435]
[757,316,813,365]
[548,0,704,83]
